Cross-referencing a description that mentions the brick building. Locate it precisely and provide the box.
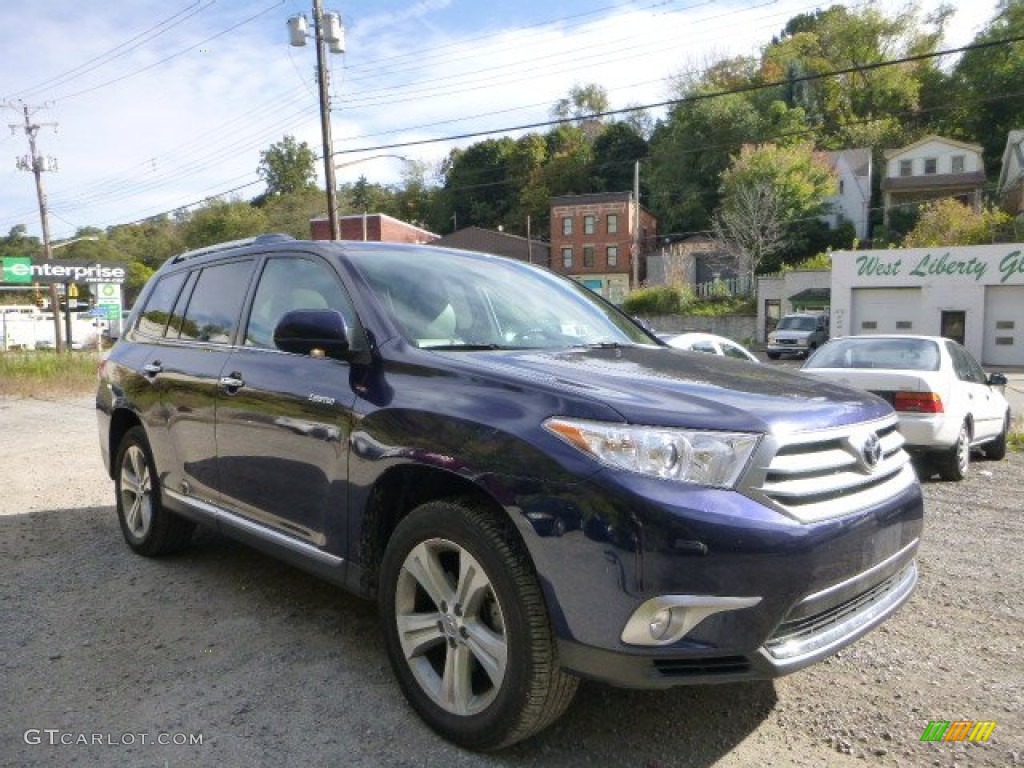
[310,212,439,243]
[549,192,657,304]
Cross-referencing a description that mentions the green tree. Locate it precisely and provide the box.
[647,92,768,235]
[257,135,318,197]
[181,199,268,249]
[947,1,1024,171]
[761,4,946,147]
[551,83,610,124]
[260,187,328,239]
[901,199,1012,246]
[591,122,648,193]
[713,142,838,285]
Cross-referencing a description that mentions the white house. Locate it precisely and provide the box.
[820,148,872,241]
[829,244,1024,366]
[997,129,1024,215]
[881,135,986,228]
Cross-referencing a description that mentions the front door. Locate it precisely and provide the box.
[941,311,966,346]
[213,254,360,552]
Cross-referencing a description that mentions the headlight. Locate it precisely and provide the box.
[543,418,759,488]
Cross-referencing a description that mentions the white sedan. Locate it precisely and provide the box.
[802,335,1011,481]
[663,332,760,363]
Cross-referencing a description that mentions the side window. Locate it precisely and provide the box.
[722,343,750,360]
[947,342,983,384]
[175,260,254,344]
[136,271,187,338]
[245,256,358,350]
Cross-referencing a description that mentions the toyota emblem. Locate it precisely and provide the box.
[862,433,882,469]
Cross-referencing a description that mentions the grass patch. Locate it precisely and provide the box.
[1010,414,1024,453]
[0,351,99,398]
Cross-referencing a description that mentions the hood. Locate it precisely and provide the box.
[436,345,892,435]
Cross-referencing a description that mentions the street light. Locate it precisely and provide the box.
[288,3,345,240]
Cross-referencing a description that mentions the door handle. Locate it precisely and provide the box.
[218,374,245,392]
[143,361,163,377]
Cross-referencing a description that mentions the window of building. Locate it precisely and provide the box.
[607,213,618,234]
[583,215,596,235]
[606,245,618,267]
[562,247,573,268]
[951,155,965,173]
[583,246,595,267]
[899,159,913,177]
[924,157,937,174]
[562,216,573,236]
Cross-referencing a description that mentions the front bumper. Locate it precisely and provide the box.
[515,456,923,689]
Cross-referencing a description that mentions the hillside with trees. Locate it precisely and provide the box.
[3,1,1023,304]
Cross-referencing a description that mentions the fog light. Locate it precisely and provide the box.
[649,608,673,641]
[622,595,763,646]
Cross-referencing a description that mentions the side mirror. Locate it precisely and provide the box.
[987,372,1008,388]
[274,309,353,359]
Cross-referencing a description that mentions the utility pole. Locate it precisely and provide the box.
[289,3,344,240]
[631,160,641,290]
[7,101,64,351]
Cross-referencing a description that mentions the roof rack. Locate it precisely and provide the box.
[169,233,296,264]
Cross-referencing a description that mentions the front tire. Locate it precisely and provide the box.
[379,499,578,750]
[937,421,971,482]
[114,426,195,556]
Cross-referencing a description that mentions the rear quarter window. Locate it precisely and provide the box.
[136,271,187,338]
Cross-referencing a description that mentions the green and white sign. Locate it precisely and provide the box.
[1,256,33,284]
[0,256,128,285]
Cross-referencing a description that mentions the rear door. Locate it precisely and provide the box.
[213,253,361,552]
[134,259,255,502]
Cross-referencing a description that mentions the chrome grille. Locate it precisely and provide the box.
[741,415,916,523]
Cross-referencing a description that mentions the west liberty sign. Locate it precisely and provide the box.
[1,256,128,285]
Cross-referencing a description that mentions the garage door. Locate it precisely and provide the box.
[983,285,1024,366]
[850,288,923,335]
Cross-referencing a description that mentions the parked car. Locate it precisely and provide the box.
[802,335,1010,481]
[97,236,922,749]
[664,332,759,363]
[766,313,829,359]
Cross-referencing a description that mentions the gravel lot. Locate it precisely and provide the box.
[2,395,1021,768]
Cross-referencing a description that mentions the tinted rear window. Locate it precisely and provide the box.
[174,260,254,344]
[136,271,187,338]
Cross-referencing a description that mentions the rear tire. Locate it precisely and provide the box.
[983,412,1009,461]
[937,421,971,482]
[114,426,195,556]
[379,499,577,750]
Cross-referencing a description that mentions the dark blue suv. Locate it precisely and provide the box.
[97,235,923,750]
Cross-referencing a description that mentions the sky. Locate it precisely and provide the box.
[0,0,1001,241]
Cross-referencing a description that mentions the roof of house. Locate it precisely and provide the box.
[883,134,983,160]
[823,147,872,178]
[431,226,550,263]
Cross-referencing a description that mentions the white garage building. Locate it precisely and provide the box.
[830,244,1024,367]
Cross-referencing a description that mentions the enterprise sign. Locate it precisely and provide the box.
[1,256,128,285]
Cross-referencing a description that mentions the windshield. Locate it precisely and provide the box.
[804,337,941,371]
[777,316,818,331]
[347,245,655,349]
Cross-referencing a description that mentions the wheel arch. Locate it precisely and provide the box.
[358,464,534,598]
[107,408,143,479]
